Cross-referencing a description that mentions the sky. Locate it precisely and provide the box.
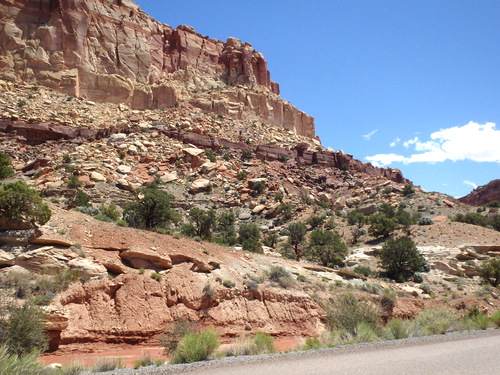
[135,0,500,198]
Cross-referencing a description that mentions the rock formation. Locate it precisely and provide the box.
[0,0,315,138]
[459,179,500,206]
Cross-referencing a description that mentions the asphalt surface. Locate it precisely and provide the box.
[91,329,500,375]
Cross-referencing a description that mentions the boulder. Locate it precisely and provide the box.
[119,249,172,270]
[189,178,211,193]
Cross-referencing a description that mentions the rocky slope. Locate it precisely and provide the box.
[0,0,315,138]
[459,179,500,206]
[0,0,499,361]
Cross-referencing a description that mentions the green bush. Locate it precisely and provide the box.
[306,229,347,268]
[491,310,500,328]
[287,221,307,259]
[99,203,120,221]
[252,332,275,354]
[0,152,14,180]
[251,181,266,194]
[418,217,434,226]
[306,215,324,229]
[0,300,48,356]
[222,280,235,288]
[181,208,217,241]
[326,293,380,334]
[0,345,50,375]
[123,188,178,229]
[0,182,51,226]
[380,237,428,282]
[278,154,288,163]
[69,189,91,208]
[269,266,294,289]
[402,184,415,197]
[215,212,237,246]
[479,258,500,287]
[368,214,397,238]
[238,223,262,253]
[159,317,196,354]
[347,210,365,226]
[67,175,83,189]
[133,356,154,369]
[384,318,409,339]
[262,232,279,248]
[205,149,216,163]
[241,150,253,160]
[237,170,248,180]
[354,266,372,277]
[170,328,219,364]
[415,308,459,335]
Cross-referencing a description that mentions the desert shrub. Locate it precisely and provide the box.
[420,282,431,294]
[237,170,248,180]
[418,217,434,226]
[205,148,216,162]
[306,229,347,268]
[91,358,123,372]
[0,182,51,226]
[326,293,380,334]
[303,336,322,350]
[238,223,262,253]
[67,175,83,189]
[402,184,415,197]
[368,214,397,238]
[380,237,428,282]
[277,203,294,221]
[354,321,380,343]
[0,152,14,180]
[59,362,85,374]
[262,232,279,248]
[150,272,162,281]
[491,310,500,328]
[251,181,266,194]
[116,219,128,227]
[170,328,219,364]
[268,266,294,289]
[306,215,325,229]
[0,300,48,356]
[159,317,196,354]
[94,214,113,223]
[202,284,216,300]
[69,189,91,208]
[354,266,372,277]
[99,203,120,221]
[415,308,459,335]
[347,210,365,226]
[181,208,217,241]
[215,211,237,246]
[252,332,275,354]
[222,280,235,288]
[123,188,178,230]
[479,258,500,287]
[133,356,154,369]
[413,272,424,283]
[241,150,253,160]
[0,345,50,375]
[452,212,491,227]
[384,318,410,340]
[278,154,288,163]
[287,221,307,259]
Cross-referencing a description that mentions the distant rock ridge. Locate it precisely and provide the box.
[459,179,500,206]
[0,0,315,138]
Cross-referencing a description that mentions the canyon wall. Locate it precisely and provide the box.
[0,0,315,138]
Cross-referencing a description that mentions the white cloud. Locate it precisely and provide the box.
[390,137,400,147]
[463,180,478,189]
[363,129,378,140]
[365,121,500,166]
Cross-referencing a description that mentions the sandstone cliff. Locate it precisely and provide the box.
[0,0,315,138]
[459,179,500,206]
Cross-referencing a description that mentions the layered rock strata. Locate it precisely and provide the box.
[0,0,315,137]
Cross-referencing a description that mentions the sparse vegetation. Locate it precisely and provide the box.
[306,229,347,268]
[479,258,500,287]
[170,328,219,364]
[380,237,428,282]
[238,223,262,253]
[0,181,52,226]
[0,152,14,180]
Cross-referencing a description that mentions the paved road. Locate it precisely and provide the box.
[154,331,500,375]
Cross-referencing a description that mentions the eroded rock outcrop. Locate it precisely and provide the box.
[459,179,500,206]
[0,0,315,137]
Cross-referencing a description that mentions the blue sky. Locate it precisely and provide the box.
[135,0,500,198]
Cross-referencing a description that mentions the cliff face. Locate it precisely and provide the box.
[459,179,500,206]
[0,0,315,138]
